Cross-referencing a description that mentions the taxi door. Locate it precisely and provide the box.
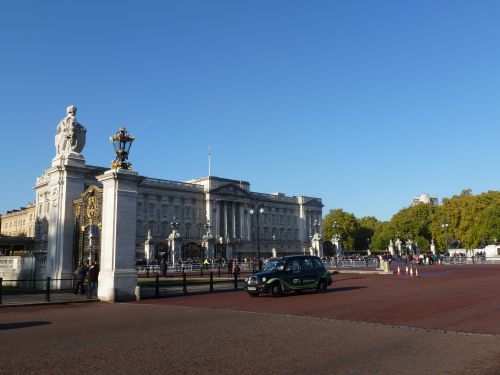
[299,257,319,289]
[283,258,302,291]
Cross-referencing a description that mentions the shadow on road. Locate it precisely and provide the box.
[0,321,51,331]
[328,286,366,293]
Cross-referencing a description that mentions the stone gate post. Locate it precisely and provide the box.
[97,169,140,302]
[45,153,86,288]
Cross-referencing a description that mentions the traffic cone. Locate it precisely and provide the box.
[397,266,401,276]
[405,266,409,274]
[410,267,414,277]
[415,268,419,277]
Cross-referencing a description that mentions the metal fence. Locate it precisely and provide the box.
[138,271,246,299]
[323,259,379,269]
[0,277,97,305]
[441,256,500,265]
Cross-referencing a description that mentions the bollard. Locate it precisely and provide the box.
[146,267,150,279]
[155,274,159,297]
[210,272,214,293]
[218,265,221,278]
[200,268,203,277]
[234,273,238,290]
[135,286,141,301]
[0,277,3,305]
[183,273,187,294]
[45,277,51,302]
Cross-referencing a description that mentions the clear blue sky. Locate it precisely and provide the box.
[1,0,499,221]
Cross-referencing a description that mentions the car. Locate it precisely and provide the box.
[244,255,332,297]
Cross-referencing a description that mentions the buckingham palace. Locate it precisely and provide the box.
[28,107,323,269]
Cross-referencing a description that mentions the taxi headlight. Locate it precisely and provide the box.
[262,277,267,283]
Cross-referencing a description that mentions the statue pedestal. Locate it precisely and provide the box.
[51,152,85,168]
[145,239,155,263]
[45,153,86,288]
[203,240,215,259]
[312,235,323,257]
[97,169,140,302]
[169,237,182,266]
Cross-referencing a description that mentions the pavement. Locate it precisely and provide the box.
[0,268,383,306]
[1,264,499,374]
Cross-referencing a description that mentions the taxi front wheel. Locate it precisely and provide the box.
[317,279,327,292]
[270,283,282,298]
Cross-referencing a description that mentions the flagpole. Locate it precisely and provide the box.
[208,146,211,177]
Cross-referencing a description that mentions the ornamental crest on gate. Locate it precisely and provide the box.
[73,186,103,228]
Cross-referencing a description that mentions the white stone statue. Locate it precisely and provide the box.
[55,105,86,156]
[388,239,395,257]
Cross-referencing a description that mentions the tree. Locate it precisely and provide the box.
[323,209,359,251]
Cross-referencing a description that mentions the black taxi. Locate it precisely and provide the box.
[245,255,332,297]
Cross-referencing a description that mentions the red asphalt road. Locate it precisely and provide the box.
[1,264,500,374]
[138,264,500,335]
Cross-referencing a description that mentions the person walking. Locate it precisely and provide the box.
[232,259,240,278]
[88,261,99,297]
[74,261,88,295]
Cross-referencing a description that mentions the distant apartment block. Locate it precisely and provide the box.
[412,193,439,206]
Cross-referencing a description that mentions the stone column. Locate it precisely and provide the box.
[214,200,220,238]
[45,153,86,288]
[247,205,251,240]
[239,204,244,239]
[96,169,140,302]
[232,202,236,239]
[223,201,228,239]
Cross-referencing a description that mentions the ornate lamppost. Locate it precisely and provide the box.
[168,216,182,266]
[201,219,214,259]
[249,203,265,271]
[441,222,449,254]
[311,219,322,257]
[110,127,135,170]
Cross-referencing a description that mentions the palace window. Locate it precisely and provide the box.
[136,221,143,237]
[161,222,168,237]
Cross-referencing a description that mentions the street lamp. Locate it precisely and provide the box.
[110,127,135,170]
[367,238,371,256]
[441,222,449,254]
[332,221,341,256]
[249,203,264,270]
[272,233,277,258]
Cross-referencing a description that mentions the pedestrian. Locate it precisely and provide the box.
[232,260,240,277]
[74,261,88,295]
[160,258,167,278]
[88,261,99,297]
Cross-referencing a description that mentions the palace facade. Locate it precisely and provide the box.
[33,165,323,260]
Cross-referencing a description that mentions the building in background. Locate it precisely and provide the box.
[0,203,36,237]
[412,193,439,207]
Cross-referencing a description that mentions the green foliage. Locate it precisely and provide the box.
[323,190,500,252]
[323,209,359,251]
